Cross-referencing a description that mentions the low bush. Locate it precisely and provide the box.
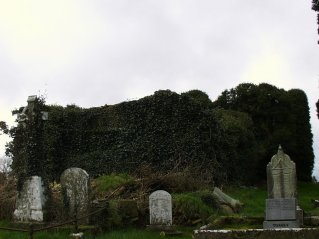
[0,175,16,220]
[45,181,67,222]
[173,192,215,225]
[93,173,134,195]
[145,172,212,194]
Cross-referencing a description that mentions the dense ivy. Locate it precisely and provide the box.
[8,90,230,185]
[6,85,314,187]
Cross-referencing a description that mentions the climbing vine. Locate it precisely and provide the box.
[7,91,230,185]
[6,85,314,187]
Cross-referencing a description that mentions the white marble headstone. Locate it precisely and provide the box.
[60,168,89,219]
[149,190,172,226]
[14,176,46,221]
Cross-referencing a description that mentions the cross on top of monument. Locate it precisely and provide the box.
[18,95,48,126]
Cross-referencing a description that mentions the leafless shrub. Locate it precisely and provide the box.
[0,174,16,220]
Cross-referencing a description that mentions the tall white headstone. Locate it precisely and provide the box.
[14,176,46,221]
[149,190,172,226]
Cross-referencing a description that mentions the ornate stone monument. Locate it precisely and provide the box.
[263,145,300,229]
[149,190,172,226]
[14,176,46,222]
[60,168,90,222]
[14,96,49,222]
[267,145,296,199]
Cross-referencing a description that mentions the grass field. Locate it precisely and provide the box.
[225,182,319,217]
[224,184,267,217]
[0,227,192,239]
[1,182,319,238]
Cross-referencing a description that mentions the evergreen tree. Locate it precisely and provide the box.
[312,0,319,43]
[213,109,259,184]
[213,83,314,181]
[287,89,314,181]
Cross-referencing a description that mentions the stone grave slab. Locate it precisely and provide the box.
[149,190,172,226]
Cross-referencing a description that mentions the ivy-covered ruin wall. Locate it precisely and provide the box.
[5,84,314,186]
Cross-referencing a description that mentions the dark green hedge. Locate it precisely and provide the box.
[213,83,314,181]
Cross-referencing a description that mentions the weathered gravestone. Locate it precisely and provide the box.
[263,145,301,229]
[60,168,90,222]
[149,190,172,226]
[14,176,46,221]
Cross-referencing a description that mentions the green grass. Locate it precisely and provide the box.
[2,182,319,237]
[224,185,267,217]
[95,228,191,239]
[0,230,70,239]
[225,182,319,217]
[95,173,133,192]
[298,181,319,215]
[0,221,192,239]
[173,192,215,223]
[0,227,191,239]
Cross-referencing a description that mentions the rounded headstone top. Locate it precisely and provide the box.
[149,190,172,226]
[61,167,89,177]
[149,190,171,199]
[60,168,89,183]
[30,175,42,180]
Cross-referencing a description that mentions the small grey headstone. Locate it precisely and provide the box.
[149,190,172,226]
[14,176,46,221]
[60,168,89,221]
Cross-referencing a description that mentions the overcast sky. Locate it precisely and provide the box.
[1,0,319,177]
